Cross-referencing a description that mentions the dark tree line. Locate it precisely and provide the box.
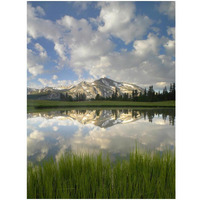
[60,92,86,101]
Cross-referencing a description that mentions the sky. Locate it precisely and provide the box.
[27,1,175,91]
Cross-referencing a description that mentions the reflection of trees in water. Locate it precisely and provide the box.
[132,110,139,118]
[96,110,100,116]
[55,108,175,126]
[112,110,118,120]
[141,109,175,125]
[169,115,175,126]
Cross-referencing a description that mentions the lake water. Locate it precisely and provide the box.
[27,108,175,164]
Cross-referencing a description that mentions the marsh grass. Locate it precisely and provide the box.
[27,150,175,199]
[27,100,175,112]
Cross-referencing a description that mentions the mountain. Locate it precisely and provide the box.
[27,77,144,100]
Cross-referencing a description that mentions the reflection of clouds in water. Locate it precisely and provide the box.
[27,110,175,163]
[27,117,77,163]
[70,120,175,155]
[153,119,167,125]
[27,130,49,162]
[39,120,54,128]
[36,146,49,162]
[28,130,44,141]
[53,126,58,131]
[72,126,110,151]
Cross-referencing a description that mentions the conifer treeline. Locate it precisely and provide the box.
[60,83,175,102]
[95,83,175,102]
[60,92,86,101]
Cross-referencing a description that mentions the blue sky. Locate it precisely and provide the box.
[27,1,175,90]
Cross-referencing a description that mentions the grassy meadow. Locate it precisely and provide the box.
[27,150,175,199]
[27,99,175,112]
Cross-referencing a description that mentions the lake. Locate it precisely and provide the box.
[27,108,175,164]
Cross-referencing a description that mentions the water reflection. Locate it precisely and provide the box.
[28,109,175,127]
[27,109,175,164]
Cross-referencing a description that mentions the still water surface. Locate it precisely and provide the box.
[27,109,175,164]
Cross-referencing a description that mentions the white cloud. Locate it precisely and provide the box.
[97,2,152,44]
[35,6,45,16]
[27,49,45,76]
[167,27,175,39]
[52,75,58,80]
[54,42,67,61]
[28,64,44,76]
[34,43,47,58]
[27,4,61,40]
[134,33,164,56]
[27,42,48,76]
[158,2,175,20]
[38,78,53,87]
[163,40,175,57]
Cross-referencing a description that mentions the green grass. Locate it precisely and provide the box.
[27,150,175,199]
[27,100,175,112]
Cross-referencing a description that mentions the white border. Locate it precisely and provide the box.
[1,1,200,199]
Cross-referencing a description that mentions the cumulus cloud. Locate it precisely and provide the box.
[27,4,61,40]
[38,78,53,87]
[35,6,45,16]
[27,47,47,76]
[134,33,164,56]
[97,2,152,44]
[158,2,175,20]
[163,40,175,57]
[52,75,58,80]
[167,27,175,39]
[28,64,44,76]
[34,43,47,58]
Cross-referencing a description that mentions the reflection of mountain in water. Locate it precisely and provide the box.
[28,109,175,127]
[28,109,142,128]
[67,110,143,128]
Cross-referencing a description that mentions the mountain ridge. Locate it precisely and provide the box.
[27,77,144,100]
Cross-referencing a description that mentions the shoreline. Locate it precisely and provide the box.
[27,100,175,112]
